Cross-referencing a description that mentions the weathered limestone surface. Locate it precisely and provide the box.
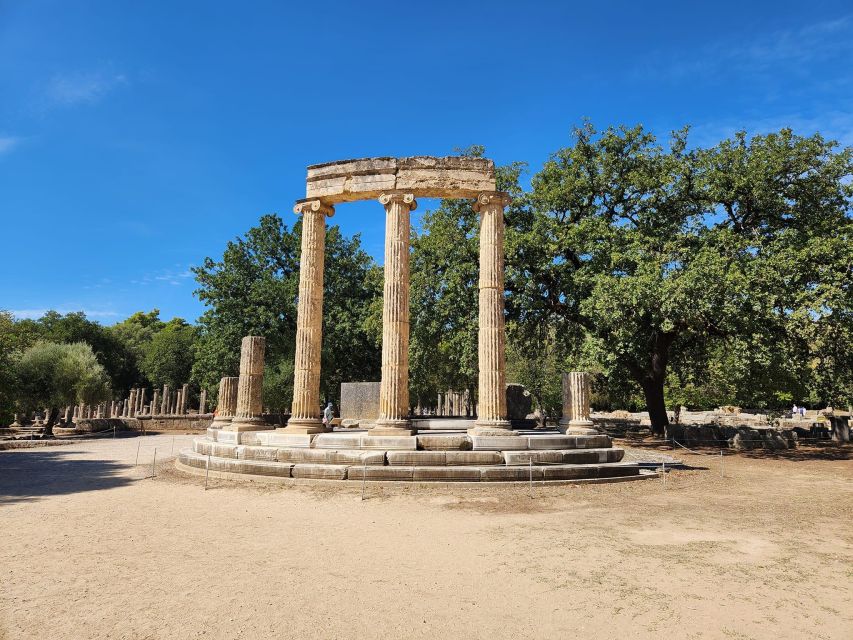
[212,376,239,428]
[227,336,270,432]
[471,192,514,435]
[340,382,381,420]
[305,156,496,203]
[558,372,599,435]
[373,193,417,436]
[284,199,333,434]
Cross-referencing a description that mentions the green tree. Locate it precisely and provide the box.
[515,123,852,433]
[15,341,111,430]
[192,214,380,409]
[140,319,198,389]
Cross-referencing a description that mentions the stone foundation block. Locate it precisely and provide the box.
[291,463,348,480]
[471,436,530,451]
[481,466,544,481]
[300,449,385,465]
[214,430,239,445]
[313,434,363,449]
[260,432,315,448]
[238,445,279,461]
[359,435,418,450]
[228,459,292,477]
[597,464,640,477]
[416,434,471,450]
[445,451,503,465]
[387,451,446,466]
[413,466,481,482]
[542,465,598,480]
[347,466,414,481]
[527,435,577,449]
[574,435,611,449]
[503,450,565,465]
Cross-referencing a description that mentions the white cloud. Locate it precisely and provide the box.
[640,15,853,81]
[131,266,195,287]
[0,135,21,155]
[690,110,853,148]
[45,71,128,107]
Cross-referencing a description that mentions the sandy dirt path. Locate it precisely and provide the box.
[0,434,850,640]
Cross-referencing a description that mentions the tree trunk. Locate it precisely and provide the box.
[42,406,59,438]
[630,331,676,436]
[641,377,668,436]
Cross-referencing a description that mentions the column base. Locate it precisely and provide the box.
[468,420,517,437]
[278,417,327,435]
[557,418,599,435]
[210,416,233,430]
[224,417,273,433]
[369,419,414,437]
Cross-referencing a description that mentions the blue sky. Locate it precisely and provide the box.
[1,0,851,324]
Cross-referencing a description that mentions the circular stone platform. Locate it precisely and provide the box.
[176,427,648,483]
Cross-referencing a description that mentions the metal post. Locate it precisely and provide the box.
[662,461,666,487]
[360,461,367,501]
[171,435,175,455]
[205,454,210,490]
[151,448,157,478]
[529,458,533,498]
[135,439,141,466]
[720,450,724,478]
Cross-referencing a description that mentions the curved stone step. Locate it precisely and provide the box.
[179,449,642,483]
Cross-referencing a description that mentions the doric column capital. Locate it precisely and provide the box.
[378,192,417,211]
[293,198,335,218]
[473,191,512,212]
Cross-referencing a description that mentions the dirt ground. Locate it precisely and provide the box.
[0,434,850,640]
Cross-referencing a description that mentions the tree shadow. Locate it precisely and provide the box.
[741,443,852,462]
[0,449,136,506]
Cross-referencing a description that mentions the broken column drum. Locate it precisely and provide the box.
[227,336,268,432]
[559,372,598,435]
[212,376,239,429]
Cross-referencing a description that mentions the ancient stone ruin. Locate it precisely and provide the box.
[177,156,642,483]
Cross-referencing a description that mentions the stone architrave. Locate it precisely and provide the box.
[227,336,270,432]
[372,192,417,436]
[558,372,599,435]
[470,192,515,436]
[282,199,334,434]
[212,377,238,429]
[161,386,169,415]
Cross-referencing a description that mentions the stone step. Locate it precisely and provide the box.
[502,448,624,465]
[179,450,642,483]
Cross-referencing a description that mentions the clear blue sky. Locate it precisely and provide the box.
[2,0,851,324]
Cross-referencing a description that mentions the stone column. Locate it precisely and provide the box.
[152,391,159,416]
[160,386,169,414]
[283,199,334,434]
[558,372,598,434]
[175,389,182,415]
[180,384,189,415]
[373,192,417,437]
[471,192,514,435]
[227,336,269,432]
[211,377,238,429]
[137,388,146,415]
[199,389,207,415]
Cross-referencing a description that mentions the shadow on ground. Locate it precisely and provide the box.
[0,449,135,505]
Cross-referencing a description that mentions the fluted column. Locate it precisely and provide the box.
[372,192,416,436]
[558,372,598,434]
[212,376,239,429]
[227,336,270,432]
[283,199,334,434]
[471,192,514,435]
